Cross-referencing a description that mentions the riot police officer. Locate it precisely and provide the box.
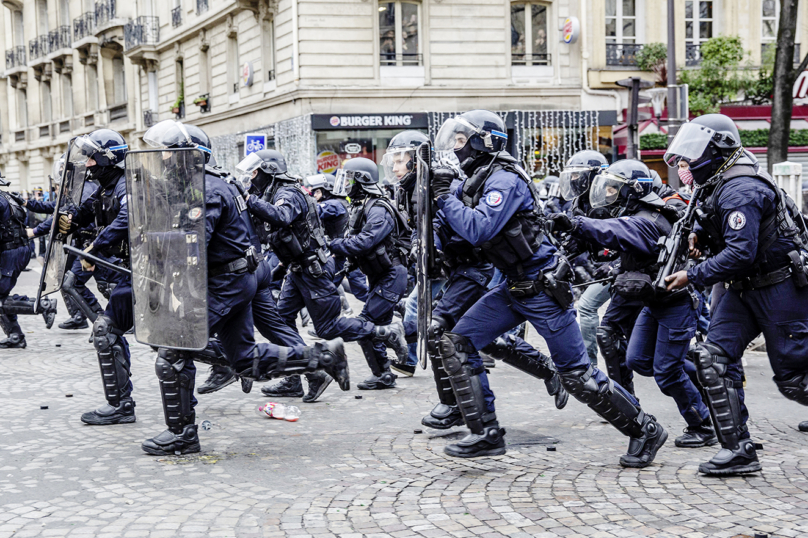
[329,157,411,389]
[665,113,808,475]
[237,151,408,392]
[429,110,667,466]
[550,159,715,448]
[0,171,57,348]
[133,121,350,455]
[57,129,135,424]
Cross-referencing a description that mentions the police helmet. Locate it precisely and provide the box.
[663,114,743,186]
[559,150,608,200]
[51,153,67,186]
[435,110,508,167]
[235,149,291,193]
[333,157,382,199]
[143,120,213,164]
[589,159,654,215]
[74,129,128,169]
[381,130,430,190]
[537,175,560,200]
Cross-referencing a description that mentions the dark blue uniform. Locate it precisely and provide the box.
[0,192,34,342]
[318,198,368,302]
[570,214,710,428]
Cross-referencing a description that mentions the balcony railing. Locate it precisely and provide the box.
[143,110,156,128]
[512,53,552,66]
[379,53,422,66]
[171,6,182,28]
[109,103,128,122]
[125,16,160,51]
[73,12,95,41]
[761,42,801,64]
[5,46,26,70]
[29,35,49,62]
[94,0,117,28]
[49,26,72,52]
[196,0,208,14]
[606,42,643,66]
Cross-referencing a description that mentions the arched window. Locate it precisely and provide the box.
[379,1,421,66]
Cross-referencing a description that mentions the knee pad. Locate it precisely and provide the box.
[690,341,745,448]
[596,326,625,361]
[439,332,486,434]
[92,315,119,353]
[559,366,602,404]
[775,373,808,406]
[427,316,450,354]
[691,342,731,388]
[155,349,195,431]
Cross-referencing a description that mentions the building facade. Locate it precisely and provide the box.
[1,0,806,190]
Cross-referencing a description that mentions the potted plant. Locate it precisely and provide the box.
[170,82,184,115]
[193,93,209,108]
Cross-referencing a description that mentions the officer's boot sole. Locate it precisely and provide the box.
[80,412,137,426]
[698,460,762,475]
[421,410,464,430]
[554,389,569,410]
[141,438,201,456]
[302,374,333,403]
[444,445,507,458]
[674,433,718,448]
[619,427,668,468]
[197,374,237,395]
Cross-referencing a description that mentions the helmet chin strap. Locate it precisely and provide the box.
[698,147,744,187]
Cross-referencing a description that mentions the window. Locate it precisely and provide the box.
[112,56,126,104]
[227,35,239,96]
[762,0,777,44]
[37,0,48,36]
[174,58,185,118]
[59,0,70,26]
[685,1,712,65]
[42,81,53,123]
[262,17,276,83]
[87,64,99,110]
[148,69,159,112]
[13,10,24,47]
[199,47,210,95]
[17,89,28,129]
[62,74,73,118]
[379,1,421,66]
[605,0,636,44]
[511,3,549,66]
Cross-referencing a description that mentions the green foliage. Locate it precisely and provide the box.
[640,129,808,150]
[746,45,776,105]
[170,82,185,111]
[679,35,748,114]
[636,42,668,85]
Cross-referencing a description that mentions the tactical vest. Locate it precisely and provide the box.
[696,164,808,263]
[322,197,350,240]
[619,209,673,273]
[267,184,329,268]
[0,192,28,251]
[460,156,544,273]
[348,196,411,277]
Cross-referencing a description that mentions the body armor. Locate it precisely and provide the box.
[348,196,410,277]
[267,185,329,272]
[91,185,129,261]
[323,197,350,240]
[0,192,28,251]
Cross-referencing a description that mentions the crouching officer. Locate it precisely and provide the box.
[430,110,667,466]
[0,172,57,348]
[665,114,808,475]
[329,158,411,389]
[549,159,715,449]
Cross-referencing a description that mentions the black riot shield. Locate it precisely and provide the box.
[415,142,434,370]
[125,149,208,351]
[37,137,88,306]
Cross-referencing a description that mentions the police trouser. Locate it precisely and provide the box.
[356,264,408,375]
[699,277,808,444]
[625,298,710,428]
[597,294,645,395]
[0,245,36,337]
[333,255,369,302]
[448,281,645,438]
[68,256,103,313]
[254,258,305,347]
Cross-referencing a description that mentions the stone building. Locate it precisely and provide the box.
[1,0,805,190]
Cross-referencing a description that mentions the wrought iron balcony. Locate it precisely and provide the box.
[5,46,26,70]
[73,12,95,41]
[605,43,643,67]
[49,26,72,52]
[761,42,801,64]
[94,0,117,28]
[196,0,208,14]
[511,53,552,66]
[125,16,160,51]
[143,110,156,128]
[379,53,422,66]
[171,6,182,28]
[29,35,49,62]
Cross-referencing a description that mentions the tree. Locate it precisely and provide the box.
[679,36,747,114]
[767,0,808,172]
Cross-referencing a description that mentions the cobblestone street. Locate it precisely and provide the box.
[1,263,807,538]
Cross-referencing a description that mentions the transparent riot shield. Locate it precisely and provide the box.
[415,142,434,369]
[125,149,208,351]
[37,137,88,306]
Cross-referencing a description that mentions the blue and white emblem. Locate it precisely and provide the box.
[485,190,504,207]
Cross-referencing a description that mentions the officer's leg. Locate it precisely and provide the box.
[517,289,667,468]
[692,287,760,475]
[596,296,640,396]
[336,284,353,315]
[141,350,200,456]
[81,282,136,425]
[347,268,369,302]
[265,272,310,397]
[0,294,57,332]
[577,282,611,367]
[59,270,100,329]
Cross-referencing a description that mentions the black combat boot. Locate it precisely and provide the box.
[81,398,136,425]
[675,418,718,448]
[698,439,762,475]
[141,424,201,456]
[619,414,668,468]
[422,403,463,429]
[444,415,506,458]
[59,314,89,330]
[39,297,57,329]
[372,320,409,363]
[261,375,304,397]
[197,365,237,394]
[302,371,332,403]
[0,333,26,349]
[357,371,397,390]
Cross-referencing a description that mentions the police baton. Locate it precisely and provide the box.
[571,276,614,289]
[62,244,132,277]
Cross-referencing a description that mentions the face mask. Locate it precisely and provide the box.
[453,141,474,169]
[678,167,694,186]
[89,165,120,188]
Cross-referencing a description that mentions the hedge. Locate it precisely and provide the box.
[639,129,808,150]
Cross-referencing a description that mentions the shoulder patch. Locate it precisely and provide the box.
[275,198,286,207]
[727,210,747,230]
[485,190,504,207]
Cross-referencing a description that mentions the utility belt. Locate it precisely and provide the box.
[290,250,329,278]
[442,247,485,269]
[506,256,574,310]
[209,257,250,278]
[356,243,401,276]
[1,238,27,252]
[613,269,696,307]
[727,250,808,291]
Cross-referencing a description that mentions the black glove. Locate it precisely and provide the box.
[593,262,613,280]
[431,168,456,199]
[548,213,574,233]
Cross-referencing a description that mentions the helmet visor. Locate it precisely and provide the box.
[589,172,629,209]
[559,167,592,200]
[332,169,350,197]
[381,147,415,185]
[143,120,192,149]
[51,155,66,185]
[236,153,264,175]
[306,174,327,191]
[663,122,717,166]
[434,117,477,152]
[73,135,101,162]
